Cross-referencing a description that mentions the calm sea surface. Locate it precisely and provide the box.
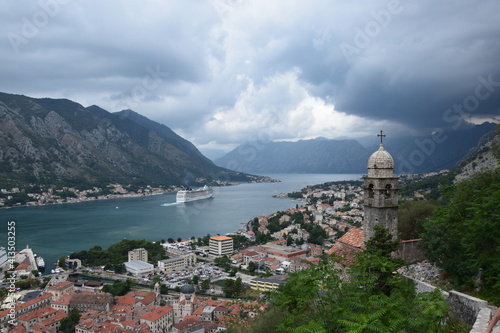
[0,174,361,270]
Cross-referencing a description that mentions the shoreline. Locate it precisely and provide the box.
[0,178,281,210]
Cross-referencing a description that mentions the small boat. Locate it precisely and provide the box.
[36,256,45,271]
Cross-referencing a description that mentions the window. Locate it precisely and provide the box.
[368,184,374,198]
[385,184,392,198]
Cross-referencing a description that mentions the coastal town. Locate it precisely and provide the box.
[0,134,498,332]
[0,176,277,208]
[0,179,371,332]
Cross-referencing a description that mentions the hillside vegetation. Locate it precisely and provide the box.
[0,92,258,189]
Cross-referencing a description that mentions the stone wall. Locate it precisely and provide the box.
[404,276,498,332]
[397,239,425,264]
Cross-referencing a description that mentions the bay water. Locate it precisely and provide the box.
[0,173,361,270]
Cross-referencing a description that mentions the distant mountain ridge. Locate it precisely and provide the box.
[0,92,253,188]
[215,123,497,174]
[215,138,370,174]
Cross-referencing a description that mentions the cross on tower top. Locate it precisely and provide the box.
[377,130,386,144]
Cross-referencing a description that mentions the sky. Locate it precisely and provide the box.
[1,0,499,158]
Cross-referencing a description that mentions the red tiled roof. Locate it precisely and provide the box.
[210,236,232,241]
[0,293,52,318]
[172,317,202,330]
[9,324,27,332]
[49,281,73,290]
[15,263,29,270]
[139,292,156,306]
[18,306,58,322]
[39,311,67,326]
[140,306,173,322]
[116,296,137,305]
[192,306,205,315]
[51,293,73,305]
[337,228,364,248]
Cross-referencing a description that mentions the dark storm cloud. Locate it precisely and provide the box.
[0,0,498,152]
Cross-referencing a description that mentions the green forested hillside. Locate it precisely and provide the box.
[228,228,468,333]
[420,168,500,303]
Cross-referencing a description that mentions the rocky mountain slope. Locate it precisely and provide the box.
[0,92,253,188]
[215,124,497,174]
[454,125,499,182]
[215,138,370,174]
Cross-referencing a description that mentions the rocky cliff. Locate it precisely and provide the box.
[0,92,251,188]
[454,125,500,183]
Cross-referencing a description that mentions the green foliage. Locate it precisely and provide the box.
[365,226,400,258]
[232,234,253,249]
[15,278,39,289]
[232,250,459,333]
[224,277,243,298]
[58,308,80,333]
[400,171,458,201]
[160,284,169,295]
[101,279,136,296]
[200,278,211,292]
[398,200,436,240]
[214,256,232,271]
[420,168,500,303]
[70,239,166,268]
[247,261,257,273]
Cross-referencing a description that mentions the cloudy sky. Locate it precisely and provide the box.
[1,0,499,157]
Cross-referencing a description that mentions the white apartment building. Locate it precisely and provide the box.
[209,236,233,257]
[128,248,148,262]
[158,253,196,273]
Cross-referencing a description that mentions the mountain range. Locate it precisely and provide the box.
[0,92,256,188]
[0,91,496,189]
[214,123,497,174]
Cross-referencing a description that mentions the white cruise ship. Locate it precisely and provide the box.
[176,185,213,203]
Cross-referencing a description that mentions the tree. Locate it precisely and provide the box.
[214,256,231,271]
[421,169,500,303]
[260,252,455,333]
[224,277,243,298]
[58,308,80,333]
[247,261,257,273]
[200,278,211,292]
[102,279,136,296]
[398,200,436,240]
[365,225,400,258]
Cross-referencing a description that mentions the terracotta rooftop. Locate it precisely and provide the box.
[192,306,205,315]
[116,296,137,305]
[0,293,52,318]
[336,228,364,248]
[39,311,67,326]
[140,306,173,322]
[51,293,73,305]
[18,306,58,322]
[210,236,232,241]
[48,281,73,290]
[172,317,203,330]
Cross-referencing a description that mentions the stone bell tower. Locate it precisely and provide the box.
[363,131,399,243]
